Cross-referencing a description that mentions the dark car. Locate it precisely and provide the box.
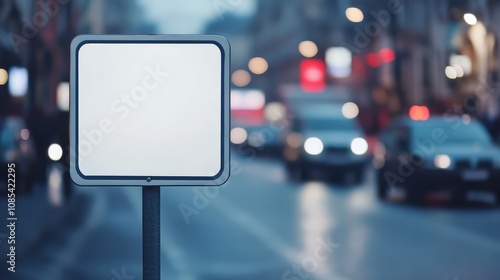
[0,117,37,193]
[283,104,368,182]
[374,116,500,203]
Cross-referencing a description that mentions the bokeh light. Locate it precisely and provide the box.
[230,127,248,144]
[434,154,451,169]
[0,68,8,85]
[248,57,268,75]
[264,102,286,122]
[20,129,30,140]
[48,143,63,161]
[326,47,352,78]
[450,54,472,75]
[464,13,477,25]
[57,82,70,111]
[232,70,251,87]
[452,64,464,78]
[351,138,368,155]
[298,41,318,58]
[345,7,364,23]
[445,66,457,79]
[342,102,359,119]
[304,137,323,155]
[409,105,430,121]
[8,66,28,96]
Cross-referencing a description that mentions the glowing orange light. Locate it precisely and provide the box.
[409,105,430,121]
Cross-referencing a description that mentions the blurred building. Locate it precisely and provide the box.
[0,1,29,116]
[0,0,156,117]
[0,0,157,183]
[245,0,500,135]
[204,14,253,70]
[395,0,499,108]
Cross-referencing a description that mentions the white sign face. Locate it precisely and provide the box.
[70,35,230,186]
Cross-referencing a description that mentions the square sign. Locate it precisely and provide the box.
[70,35,230,186]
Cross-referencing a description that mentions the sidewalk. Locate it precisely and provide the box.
[0,184,90,258]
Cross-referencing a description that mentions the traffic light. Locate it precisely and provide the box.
[300,59,326,93]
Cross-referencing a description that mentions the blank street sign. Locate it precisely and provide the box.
[70,35,230,186]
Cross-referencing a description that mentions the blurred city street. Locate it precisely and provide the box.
[3,153,500,280]
[2,0,500,279]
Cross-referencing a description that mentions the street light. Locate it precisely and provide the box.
[345,7,364,23]
[463,13,477,25]
[299,41,318,58]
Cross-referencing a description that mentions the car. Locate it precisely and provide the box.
[374,116,500,203]
[283,103,368,182]
[0,117,37,193]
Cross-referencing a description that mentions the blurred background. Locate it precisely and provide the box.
[1,0,500,279]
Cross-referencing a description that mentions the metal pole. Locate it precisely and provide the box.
[143,186,160,280]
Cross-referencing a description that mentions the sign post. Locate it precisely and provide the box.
[143,186,160,279]
[70,35,230,280]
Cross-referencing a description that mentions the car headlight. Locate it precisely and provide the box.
[304,137,323,155]
[434,154,451,169]
[351,137,368,155]
[48,143,63,161]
